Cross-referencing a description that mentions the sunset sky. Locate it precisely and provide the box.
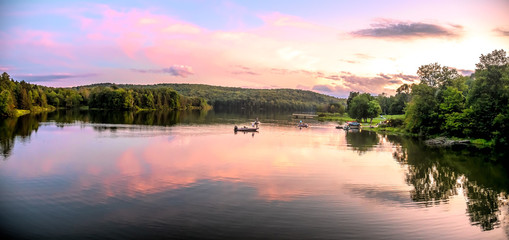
[1,0,508,97]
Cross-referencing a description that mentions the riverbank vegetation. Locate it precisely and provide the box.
[1,76,344,118]
[0,74,210,117]
[322,49,509,151]
[84,83,344,112]
[403,49,508,150]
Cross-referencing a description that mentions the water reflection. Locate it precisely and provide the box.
[234,131,258,138]
[465,180,501,231]
[1,111,509,238]
[345,130,379,154]
[386,135,509,231]
[0,113,46,158]
[0,109,272,159]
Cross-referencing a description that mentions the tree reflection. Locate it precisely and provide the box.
[386,135,509,231]
[464,180,502,231]
[0,113,45,159]
[345,130,379,154]
[0,110,200,158]
[406,162,460,206]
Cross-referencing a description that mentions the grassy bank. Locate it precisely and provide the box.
[13,109,31,117]
[11,106,56,117]
[317,113,404,125]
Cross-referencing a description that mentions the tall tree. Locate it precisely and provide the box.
[348,93,373,122]
[405,83,439,135]
[467,49,509,143]
[417,63,460,88]
[367,100,382,124]
[0,90,14,117]
[346,91,360,112]
[475,49,509,71]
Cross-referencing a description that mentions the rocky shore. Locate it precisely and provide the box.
[424,137,470,147]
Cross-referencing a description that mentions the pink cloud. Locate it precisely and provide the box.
[162,24,201,34]
[260,12,319,29]
[131,65,194,77]
[4,4,422,94]
[16,29,57,47]
[86,33,104,41]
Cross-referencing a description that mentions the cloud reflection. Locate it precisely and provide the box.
[2,124,402,203]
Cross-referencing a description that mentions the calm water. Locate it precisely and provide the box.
[0,110,508,239]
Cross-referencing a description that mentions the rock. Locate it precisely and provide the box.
[425,137,470,147]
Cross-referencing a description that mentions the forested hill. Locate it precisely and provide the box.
[81,83,345,111]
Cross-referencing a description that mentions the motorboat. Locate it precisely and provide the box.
[234,125,259,132]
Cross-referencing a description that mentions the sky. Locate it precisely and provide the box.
[1,0,508,97]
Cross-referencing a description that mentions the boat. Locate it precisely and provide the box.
[344,121,360,130]
[234,125,259,132]
[297,120,308,128]
[335,125,343,129]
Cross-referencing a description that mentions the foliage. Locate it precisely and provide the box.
[398,49,509,152]
[346,91,359,112]
[0,74,213,118]
[367,100,382,124]
[379,118,404,128]
[475,49,509,70]
[1,74,343,118]
[162,83,343,111]
[376,85,411,115]
[417,63,460,88]
[347,93,374,122]
[404,83,439,135]
[0,90,14,117]
[466,50,509,145]
[82,83,344,112]
[318,102,346,114]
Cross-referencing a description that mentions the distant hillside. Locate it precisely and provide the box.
[80,83,344,111]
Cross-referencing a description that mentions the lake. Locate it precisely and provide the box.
[1,110,508,239]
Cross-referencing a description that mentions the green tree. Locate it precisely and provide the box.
[405,84,438,135]
[417,63,460,88]
[18,88,32,110]
[0,90,14,117]
[348,93,373,122]
[475,49,509,71]
[438,87,467,136]
[367,100,382,124]
[467,49,509,145]
[346,91,359,112]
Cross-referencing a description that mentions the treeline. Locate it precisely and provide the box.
[86,87,181,110]
[148,83,344,112]
[346,82,411,123]
[81,83,345,112]
[404,49,509,149]
[347,49,509,149]
[0,74,210,117]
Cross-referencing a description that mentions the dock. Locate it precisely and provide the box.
[292,113,318,119]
